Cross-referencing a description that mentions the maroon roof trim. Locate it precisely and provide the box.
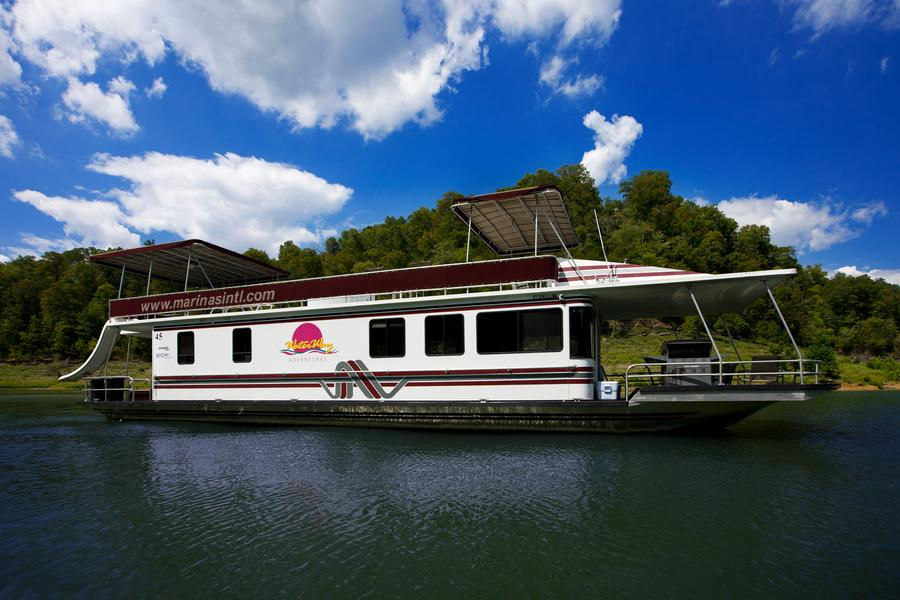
[461,185,561,204]
[91,239,288,286]
[110,256,560,318]
[91,239,281,271]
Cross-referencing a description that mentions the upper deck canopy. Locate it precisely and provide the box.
[451,185,578,255]
[90,239,288,287]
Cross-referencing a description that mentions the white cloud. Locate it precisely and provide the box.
[0,13,22,87]
[580,110,643,186]
[539,55,603,98]
[145,76,166,98]
[0,253,10,263]
[0,114,19,157]
[61,77,138,134]
[10,151,353,256]
[792,0,874,34]
[5,234,78,258]
[767,47,780,66]
[13,190,140,249]
[493,0,622,46]
[717,195,888,252]
[689,196,710,207]
[107,75,135,97]
[850,201,888,223]
[833,265,900,285]
[881,56,890,72]
[4,0,622,140]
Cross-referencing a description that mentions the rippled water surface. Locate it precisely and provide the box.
[1,391,898,597]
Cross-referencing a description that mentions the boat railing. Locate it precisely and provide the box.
[622,359,821,399]
[83,376,151,403]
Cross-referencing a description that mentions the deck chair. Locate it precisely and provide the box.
[749,355,782,384]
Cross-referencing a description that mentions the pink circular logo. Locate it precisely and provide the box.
[282,322,337,355]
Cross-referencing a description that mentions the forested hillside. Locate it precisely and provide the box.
[2,165,898,376]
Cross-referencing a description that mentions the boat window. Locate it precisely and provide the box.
[569,306,594,359]
[425,314,464,356]
[233,328,252,363]
[476,308,562,354]
[177,331,195,365]
[370,318,405,358]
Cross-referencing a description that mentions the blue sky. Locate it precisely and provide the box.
[0,0,898,282]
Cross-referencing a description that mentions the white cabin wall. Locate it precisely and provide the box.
[152,301,595,402]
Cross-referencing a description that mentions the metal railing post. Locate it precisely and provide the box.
[764,282,803,384]
[689,288,723,384]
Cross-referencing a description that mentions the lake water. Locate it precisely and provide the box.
[1,391,898,598]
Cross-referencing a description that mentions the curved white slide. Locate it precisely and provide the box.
[58,322,121,381]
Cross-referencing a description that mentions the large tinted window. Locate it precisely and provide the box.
[425,314,464,356]
[233,328,252,363]
[370,318,405,358]
[477,308,562,354]
[177,331,195,365]
[569,306,594,359]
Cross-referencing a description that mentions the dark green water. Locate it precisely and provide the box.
[1,392,898,598]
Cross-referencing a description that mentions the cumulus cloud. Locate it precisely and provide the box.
[0,253,9,262]
[580,110,643,186]
[4,234,78,258]
[3,0,622,139]
[0,114,19,157]
[717,195,889,252]
[0,16,22,87]
[10,151,353,256]
[493,0,621,45]
[107,75,135,97]
[539,55,603,98]
[61,77,138,134]
[833,265,900,285]
[145,76,166,98]
[13,190,140,249]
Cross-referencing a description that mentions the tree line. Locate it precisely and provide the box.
[1,165,897,371]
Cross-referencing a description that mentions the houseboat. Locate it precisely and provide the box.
[62,185,836,432]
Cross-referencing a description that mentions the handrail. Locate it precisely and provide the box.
[622,359,821,399]
[83,376,151,402]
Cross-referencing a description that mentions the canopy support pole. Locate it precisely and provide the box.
[117,265,125,299]
[183,252,192,292]
[193,256,215,289]
[764,282,803,384]
[465,206,472,263]
[723,320,743,363]
[593,209,609,264]
[689,288,723,385]
[534,209,538,256]
[546,218,585,282]
[145,260,153,296]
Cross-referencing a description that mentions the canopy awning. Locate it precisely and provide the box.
[90,239,288,288]
[451,185,578,255]
[580,269,796,320]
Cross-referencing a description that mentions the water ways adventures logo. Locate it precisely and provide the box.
[282,323,337,355]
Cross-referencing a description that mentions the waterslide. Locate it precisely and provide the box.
[58,322,122,382]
